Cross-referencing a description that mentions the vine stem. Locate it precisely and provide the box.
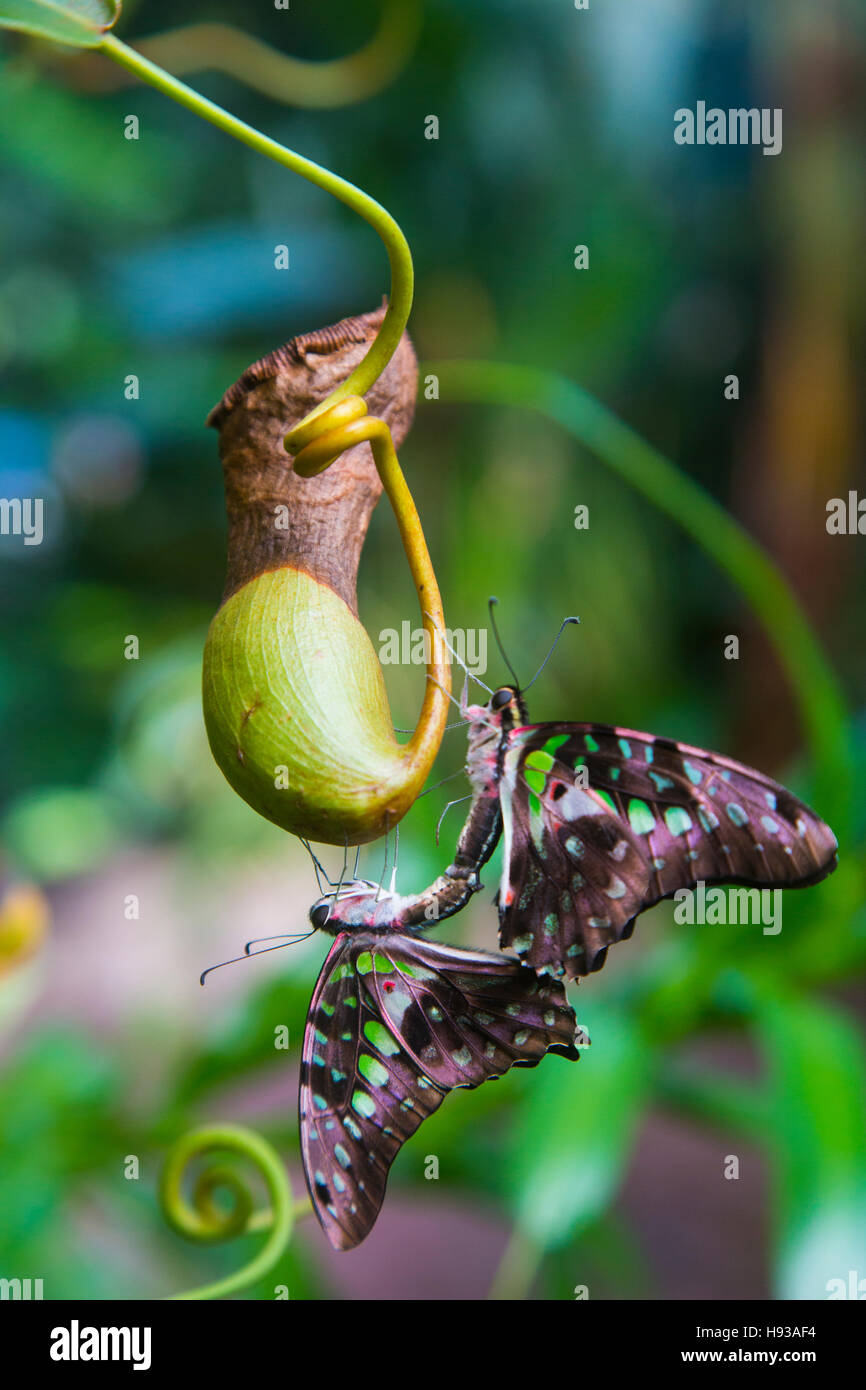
[427,360,853,839]
[161,1125,301,1301]
[80,3,421,108]
[97,32,413,428]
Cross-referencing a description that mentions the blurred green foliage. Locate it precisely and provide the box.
[0,0,863,1299]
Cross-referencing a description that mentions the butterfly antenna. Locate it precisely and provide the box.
[244,930,315,955]
[523,616,580,693]
[200,932,311,986]
[353,843,361,878]
[425,610,493,695]
[488,596,522,690]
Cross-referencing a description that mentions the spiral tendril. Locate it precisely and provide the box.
[161,1124,303,1301]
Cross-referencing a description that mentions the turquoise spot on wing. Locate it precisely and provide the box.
[351,1090,376,1118]
[428,1004,443,1022]
[698,807,720,833]
[320,1002,335,1016]
[332,1173,346,1194]
[314,1029,328,1046]
[760,815,780,834]
[585,733,600,752]
[344,1117,362,1141]
[610,767,621,780]
[565,835,585,858]
[618,737,632,759]
[344,996,357,1009]
[765,791,777,810]
[628,798,655,835]
[313,1095,328,1111]
[451,1046,472,1067]
[543,913,558,937]
[604,875,627,900]
[358,1055,389,1087]
[644,744,654,763]
[726,803,748,827]
[364,1020,400,1056]
[330,1068,346,1083]
[650,771,675,793]
[513,1029,530,1046]
[665,806,693,836]
[334,1144,351,1169]
[683,760,703,786]
[596,790,617,814]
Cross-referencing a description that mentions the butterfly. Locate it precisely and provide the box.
[358,663,838,979]
[299,879,585,1250]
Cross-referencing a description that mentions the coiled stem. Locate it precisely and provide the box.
[161,1125,305,1301]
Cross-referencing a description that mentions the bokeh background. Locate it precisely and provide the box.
[0,0,864,1300]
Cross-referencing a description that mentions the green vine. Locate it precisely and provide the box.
[98,32,413,436]
[160,1125,309,1301]
[65,2,422,109]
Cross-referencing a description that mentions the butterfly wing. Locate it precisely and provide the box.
[299,930,581,1251]
[498,723,838,977]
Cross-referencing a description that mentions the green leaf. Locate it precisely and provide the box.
[0,0,119,47]
[754,991,866,1299]
[504,1002,650,1251]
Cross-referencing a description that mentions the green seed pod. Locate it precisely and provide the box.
[203,306,449,846]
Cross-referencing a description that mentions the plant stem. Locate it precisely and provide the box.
[427,359,853,838]
[97,33,413,422]
[161,1125,295,1301]
[81,3,421,108]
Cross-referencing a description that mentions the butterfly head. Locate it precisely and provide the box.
[309,878,403,934]
[487,684,527,728]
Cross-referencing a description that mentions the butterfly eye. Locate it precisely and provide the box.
[491,687,514,710]
[309,902,331,929]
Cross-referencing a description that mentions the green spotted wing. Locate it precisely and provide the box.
[299,930,582,1250]
[498,722,838,978]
